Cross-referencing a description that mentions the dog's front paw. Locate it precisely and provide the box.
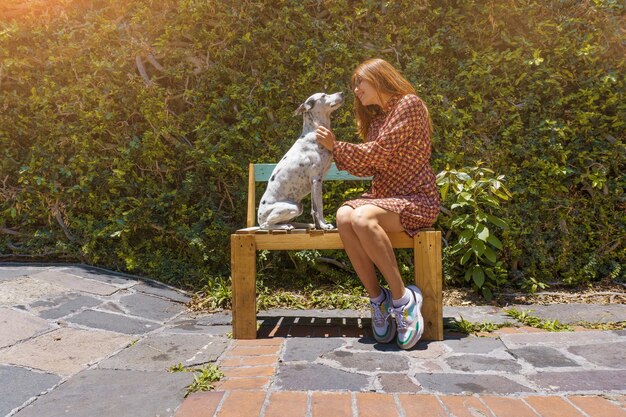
[320,223,335,230]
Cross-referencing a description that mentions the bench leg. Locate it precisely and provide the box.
[231,234,257,339]
[414,230,443,341]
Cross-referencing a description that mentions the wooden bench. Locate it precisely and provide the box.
[230,162,443,340]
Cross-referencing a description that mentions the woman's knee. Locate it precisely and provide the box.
[350,206,377,232]
[336,206,354,230]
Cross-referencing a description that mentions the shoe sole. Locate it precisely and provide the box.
[373,315,396,344]
[397,285,424,350]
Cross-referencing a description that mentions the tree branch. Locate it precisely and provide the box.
[135,55,152,86]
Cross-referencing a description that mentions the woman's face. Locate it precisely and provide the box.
[353,78,381,107]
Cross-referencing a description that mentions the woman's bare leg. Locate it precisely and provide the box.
[337,204,406,300]
[336,206,381,298]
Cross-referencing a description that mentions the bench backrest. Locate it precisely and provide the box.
[246,163,372,227]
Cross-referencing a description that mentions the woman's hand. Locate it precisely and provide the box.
[315,126,336,151]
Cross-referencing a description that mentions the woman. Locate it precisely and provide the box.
[316,58,439,350]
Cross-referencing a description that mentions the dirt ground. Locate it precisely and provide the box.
[444,282,626,307]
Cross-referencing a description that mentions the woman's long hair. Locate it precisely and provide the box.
[351,58,431,139]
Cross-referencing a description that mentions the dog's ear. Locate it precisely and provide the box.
[294,98,315,115]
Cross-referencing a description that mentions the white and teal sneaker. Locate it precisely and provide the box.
[389,285,424,350]
[370,288,396,343]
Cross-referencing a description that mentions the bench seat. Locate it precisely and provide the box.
[230,163,443,340]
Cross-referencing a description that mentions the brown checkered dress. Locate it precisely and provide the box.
[333,94,439,236]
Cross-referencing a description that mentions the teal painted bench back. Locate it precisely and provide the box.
[253,163,372,182]
[245,162,371,227]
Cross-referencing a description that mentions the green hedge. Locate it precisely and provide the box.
[1,0,624,290]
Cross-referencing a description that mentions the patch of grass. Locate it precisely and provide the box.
[191,269,369,312]
[167,363,224,397]
[505,308,572,332]
[575,321,626,331]
[184,364,224,397]
[447,315,513,335]
[168,363,186,372]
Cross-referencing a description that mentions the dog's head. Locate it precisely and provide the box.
[295,92,344,116]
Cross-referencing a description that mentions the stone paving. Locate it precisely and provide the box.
[0,264,625,417]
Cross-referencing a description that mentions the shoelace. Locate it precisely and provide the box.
[370,301,387,327]
[389,306,408,330]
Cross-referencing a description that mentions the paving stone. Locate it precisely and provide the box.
[322,350,410,373]
[614,329,626,337]
[521,303,626,324]
[99,333,229,371]
[529,370,626,392]
[54,266,138,287]
[132,281,191,303]
[0,267,49,281]
[444,305,515,324]
[444,336,505,354]
[568,342,626,369]
[164,323,232,337]
[97,301,127,314]
[12,369,191,417]
[349,337,406,352]
[406,341,450,359]
[66,309,160,334]
[311,392,353,416]
[445,354,522,373]
[29,293,102,320]
[118,292,186,322]
[0,327,132,376]
[414,373,534,394]
[0,277,68,306]
[276,363,369,391]
[378,373,422,393]
[500,330,619,349]
[0,365,61,417]
[174,391,224,417]
[165,313,232,335]
[509,346,580,368]
[0,307,50,348]
[283,338,344,362]
[29,270,119,296]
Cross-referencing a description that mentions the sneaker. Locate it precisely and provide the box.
[369,288,396,343]
[388,285,424,350]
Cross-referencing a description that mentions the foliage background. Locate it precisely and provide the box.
[1,0,624,292]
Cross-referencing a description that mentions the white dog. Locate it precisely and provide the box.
[257,92,345,230]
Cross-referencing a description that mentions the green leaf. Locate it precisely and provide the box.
[440,179,450,201]
[487,214,508,229]
[476,224,490,241]
[471,239,486,256]
[460,249,473,265]
[487,234,503,249]
[484,246,497,263]
[472,266,485,288]
[482,287,493,301]
[464,268,473,282]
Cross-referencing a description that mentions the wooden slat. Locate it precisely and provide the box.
[235,226,261,234]
[414,230,443,341]
[231,234,258,339]
[254,163,371,182]
[246,163,256,228]
[254,231,414,250]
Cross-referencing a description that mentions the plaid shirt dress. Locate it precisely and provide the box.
[333,94,439,236]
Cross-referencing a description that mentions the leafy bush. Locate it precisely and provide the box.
[437,164,512,299]
[0,0,624,292]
